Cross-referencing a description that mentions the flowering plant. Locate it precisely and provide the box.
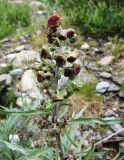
[34,14,81,159]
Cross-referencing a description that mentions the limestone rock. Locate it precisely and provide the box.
[96,81,110,93]
[12,50,39,69]
[98,56,114,66]
[16,97,32,107]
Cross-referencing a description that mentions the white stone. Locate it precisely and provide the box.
[99,72,111,79]
[9,134,20,144]
[12,50,39,69]
[98,56,114,66]
[119,91,124,98]
[15,45,24,52]
[0,74,12,86]
[81,43,89,50]
[16,97,32,107]
[4,53,17,62]
[17,70,36,92]
[29,1,45,10]
[96,81,110,93]
[16,70,43,100]
[10,69,24,76]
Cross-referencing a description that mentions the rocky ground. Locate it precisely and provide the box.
[0,0,124,159]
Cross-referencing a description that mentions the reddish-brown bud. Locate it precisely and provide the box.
[64,68,74,77]
[67,28,75,38]
[70,34,77,43]
[73,64,81,75]
[67,53,77,63]
[37,72,45,82]
[58,30,67,41]
[48,15,61,28]
[55,55,66,67]
[41,48,49,59]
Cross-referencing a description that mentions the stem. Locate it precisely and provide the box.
[53,66,64,159]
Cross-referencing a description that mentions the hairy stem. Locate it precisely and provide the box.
[53,66,64,159]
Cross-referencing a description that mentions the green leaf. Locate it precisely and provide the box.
[25,147,54,159]
[68,118,124,125]
[112,149,121,160]
[0,109,50,116]
[0,139,27,155]
[63,128,77,148]
[84,144,94,160]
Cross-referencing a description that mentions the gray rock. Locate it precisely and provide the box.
[111,124,124,136]
[112,77,123,85]
[96,81,110,93]
[27,125,40,137]
[119,91,124,98]
[108,84,120,92]
[12,50,39,69]
[29,1,46,10]
[98,56,114,66]
[10,69,24,76]
[0,74,12,86]
[81,43,90,50]
[99,72,111,79]
[0,75,6,87]
[9,134,20,144]
[16,96,32,107]
[15,45,25,52]
[16,70,43,100]
[119,142,124,152]
[104,109,116,117]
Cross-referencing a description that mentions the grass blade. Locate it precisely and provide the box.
[63,128,77,148]
[69,118,124,125]
[0,109,50,116]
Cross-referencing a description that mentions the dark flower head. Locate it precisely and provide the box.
[73,64,81,75]
[55,55,66,67]
[48,14,61,28]
[58,30,67,41]
[70,34,77,43]
[67,28,75,38]
[67,53,77,63]
[41,48,49,59]
[37,71,45,82]
[64,68,74,77]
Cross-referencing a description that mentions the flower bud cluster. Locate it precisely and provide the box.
[47,14,77,46]
[35,14,81,100]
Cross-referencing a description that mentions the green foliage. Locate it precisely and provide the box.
[120,84,124,93]
[108,35,124,56]
[0,0,30,39]
[77,82,102,100]
[46,0,124,37]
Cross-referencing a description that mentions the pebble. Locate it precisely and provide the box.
[9,134,20,144]
[81,43,90,50]
[12,50,39,69]
[0,74,12,86]
[108,84,120,92]
[119,91,124,98]
[16,96,32,107]
[98,56,114,66]
[110,124,124,136]
[15,45,25,52]
[10,69,24,77]
[99,72,111,79]
[96,81,110,93]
